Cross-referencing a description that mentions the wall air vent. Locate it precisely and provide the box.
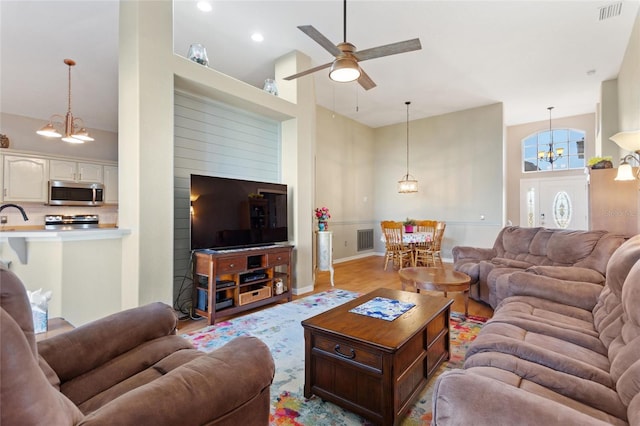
[357,229,374,251]
[598,2,622,21]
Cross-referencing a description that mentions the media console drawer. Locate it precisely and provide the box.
[217,256,246,273]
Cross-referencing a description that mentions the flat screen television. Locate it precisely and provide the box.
[190,174,288,250]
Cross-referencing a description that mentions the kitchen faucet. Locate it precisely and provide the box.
[0,204,29,221]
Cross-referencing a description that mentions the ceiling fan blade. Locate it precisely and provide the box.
[354,38,422,62]
[357,68,376,91]
[283,62,333,81]
[298,25,342,57]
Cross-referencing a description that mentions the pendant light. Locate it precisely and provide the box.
[36,59,94,144]
[398,101,418,193]
[538,106,563,164]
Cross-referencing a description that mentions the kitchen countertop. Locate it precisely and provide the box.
[0,226,130,241]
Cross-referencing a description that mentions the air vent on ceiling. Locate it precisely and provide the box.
[598,2,622,21]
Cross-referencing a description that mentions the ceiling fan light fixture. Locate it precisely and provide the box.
[329,57,360,82]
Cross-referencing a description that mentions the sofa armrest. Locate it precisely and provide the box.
[526,265,605,284]
[496,271,602,311]
[432,370,613,426]
[38,302,178,382]
[452,246,496,263]
[78,336,275,426]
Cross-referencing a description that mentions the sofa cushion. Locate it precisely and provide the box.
[546,230,607,265]
[528,229,555,256]
[496,226,540,257]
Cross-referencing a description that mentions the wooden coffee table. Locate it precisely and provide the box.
[301,288,452,425]
[399,267,471,316]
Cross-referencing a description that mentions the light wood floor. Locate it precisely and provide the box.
[177,256,494,333]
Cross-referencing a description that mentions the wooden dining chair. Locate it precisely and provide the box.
[425,221,446,267]
[381,221,413,270]
[414,220,437,266]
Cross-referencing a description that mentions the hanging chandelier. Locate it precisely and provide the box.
[36,59,94,144]
[538,106,563,164]
[398,101,418,193]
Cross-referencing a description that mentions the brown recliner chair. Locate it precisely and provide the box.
[0,266,275,425]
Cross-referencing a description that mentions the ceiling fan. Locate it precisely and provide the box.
[284,0,422,90]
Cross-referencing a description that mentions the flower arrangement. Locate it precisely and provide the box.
[315,207,331,221]
[315,207,330,231]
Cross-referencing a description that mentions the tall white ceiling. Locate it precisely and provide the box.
[1,0,638,133]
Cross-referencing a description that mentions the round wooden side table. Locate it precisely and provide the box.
[398,267,471,316]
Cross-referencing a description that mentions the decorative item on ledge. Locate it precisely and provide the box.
[0,134,9,149]
[314,207,330,231]
[588,156,613,169]
[263,78,278,96]
[187,43,209,66]
[403,218,416,233]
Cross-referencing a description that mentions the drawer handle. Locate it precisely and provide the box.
[334,344,355,359]
[277,256,282,260]
[229,263,235,268]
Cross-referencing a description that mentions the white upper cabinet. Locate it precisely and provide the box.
[50,160,103,183]
[3,155,49,202]
[103,165,118,204]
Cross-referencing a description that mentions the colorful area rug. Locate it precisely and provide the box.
[182,289,487,425]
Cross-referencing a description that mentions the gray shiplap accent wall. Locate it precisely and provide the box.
[173,91,281,312]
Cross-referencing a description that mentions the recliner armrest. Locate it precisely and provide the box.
[78,336,275,426]
[38,302,178,382]
[452,246,496,263]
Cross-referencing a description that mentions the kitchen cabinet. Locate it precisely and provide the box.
[50,160,103,183]
[103,165,118,204]
[3,155,49,202]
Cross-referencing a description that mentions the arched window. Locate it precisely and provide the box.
[522,129,585,172]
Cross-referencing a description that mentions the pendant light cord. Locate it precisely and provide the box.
[406,101,411,177]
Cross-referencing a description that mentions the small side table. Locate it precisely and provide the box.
[316,230,334,286]
[399,267,471,316]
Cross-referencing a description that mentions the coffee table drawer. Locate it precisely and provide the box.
[313,334,382,371]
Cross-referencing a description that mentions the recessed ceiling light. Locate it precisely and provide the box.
[251,32,264,43]
[197,1,212,12]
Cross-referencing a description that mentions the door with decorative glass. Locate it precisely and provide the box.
[519,175,588,230]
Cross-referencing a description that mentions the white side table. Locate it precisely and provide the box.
[316,230,335,286]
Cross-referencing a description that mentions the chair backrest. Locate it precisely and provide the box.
[381,221,404,250]
[431,221,446,250]
[416,220,437,234]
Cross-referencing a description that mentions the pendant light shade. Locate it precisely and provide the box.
[36,59,94,144]
[614,154,640,181]
[398,101,418,193]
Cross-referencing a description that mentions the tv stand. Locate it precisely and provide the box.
[193,245,293,325]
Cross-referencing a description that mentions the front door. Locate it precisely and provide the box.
[520,175,588,230]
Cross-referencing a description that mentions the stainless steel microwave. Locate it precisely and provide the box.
[48,180,104,206]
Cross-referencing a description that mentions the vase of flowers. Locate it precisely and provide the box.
[315,207,331,231]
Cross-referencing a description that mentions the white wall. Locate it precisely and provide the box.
[373,103,504,257]
[315,106,376,261]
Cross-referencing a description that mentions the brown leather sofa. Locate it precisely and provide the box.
[432,233,640,425]
[452,226,625,308]
[0,266,275,426]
